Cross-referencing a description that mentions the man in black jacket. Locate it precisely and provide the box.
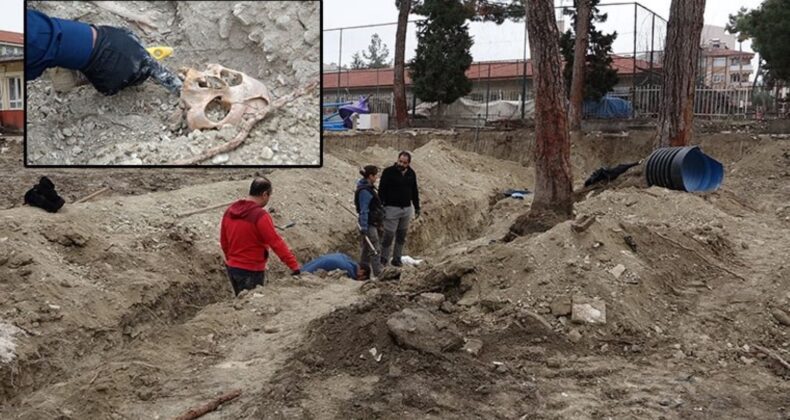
[378,151,420,267]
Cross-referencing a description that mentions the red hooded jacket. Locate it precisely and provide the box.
[220,200,299,272]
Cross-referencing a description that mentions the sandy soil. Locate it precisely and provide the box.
[26,1,320,166]
[1,128,788,419]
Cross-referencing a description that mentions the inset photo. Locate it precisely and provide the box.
[25,0,320,166]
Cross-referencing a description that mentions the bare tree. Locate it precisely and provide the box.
[394,0,412,129]
[656,0,706,147]
[508,0,574,237]
[569,0,592,131]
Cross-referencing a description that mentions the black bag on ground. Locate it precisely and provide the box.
[24,176,65,213]
[584,162,640,187]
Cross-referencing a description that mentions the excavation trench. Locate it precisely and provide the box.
[1,142,526,414]
[2,134,788,418]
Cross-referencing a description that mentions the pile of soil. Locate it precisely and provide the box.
[26,1,320,165]
[1,128,788,418]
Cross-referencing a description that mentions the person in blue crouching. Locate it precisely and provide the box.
[302,253,369,281]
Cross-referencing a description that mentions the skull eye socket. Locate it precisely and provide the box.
[205,96,231,123]
[220,69,243,87]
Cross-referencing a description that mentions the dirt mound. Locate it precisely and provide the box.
[236,136,790,419]
[2,131,788,418]
[26,1,319,165]
[246,290,563,419]
[0,138,536,417]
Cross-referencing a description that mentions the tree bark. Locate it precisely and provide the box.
[394,0,411,129]
[569,0,591,131]
[508,0,573,238]
[656,0,706,148]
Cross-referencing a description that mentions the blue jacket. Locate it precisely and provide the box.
[302,253,358,279]
[356,178,374,230]
[26,10,95,80]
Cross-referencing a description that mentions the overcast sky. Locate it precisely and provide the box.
[1,0,23,33]
[324,0,763,65]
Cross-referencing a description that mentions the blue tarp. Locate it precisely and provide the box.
[583,95,633,119]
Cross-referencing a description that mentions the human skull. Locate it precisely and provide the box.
[179,64,270,130]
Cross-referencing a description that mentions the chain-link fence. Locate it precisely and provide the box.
[322,2,777,127]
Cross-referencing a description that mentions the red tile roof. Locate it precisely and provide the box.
[324,56,659,89]
[0,30,23,45]
[702,48,754,58]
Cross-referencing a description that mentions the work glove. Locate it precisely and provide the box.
[359,227,368,236]
[81,25,154,96]
[291,269,301,276]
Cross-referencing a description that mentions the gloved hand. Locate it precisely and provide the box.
[291,269,301,276]
[414,209,421,219]
[81,25,154,95]
[359,227,368,236]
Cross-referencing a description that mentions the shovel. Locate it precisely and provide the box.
[362,233,379,256]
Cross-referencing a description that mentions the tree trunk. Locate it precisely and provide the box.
[656,0,706,148]
[507,0,574,238]
[569,0,591,131]
[394,0,411,129]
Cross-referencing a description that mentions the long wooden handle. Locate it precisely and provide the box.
[74,187,111,204]
[176,200,235,218]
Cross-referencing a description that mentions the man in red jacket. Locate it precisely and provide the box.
[220,177,301,295]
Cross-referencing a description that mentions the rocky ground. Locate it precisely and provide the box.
[26,1,320,166]
[1,127,789,419]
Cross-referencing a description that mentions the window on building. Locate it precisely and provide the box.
[712,57,727,67]
[731,74,742,82]
[712,74,724,82]
[8,77,22,109]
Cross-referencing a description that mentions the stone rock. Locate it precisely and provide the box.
[262,147,274,160]
[567,329,582,343]
[120,158,143,165]
[43,228,89,247]
[609,264,626,279]
[386,308,463,355]
[519,309,554,332]
[550,296,572,316]
[62,128,73,137]
[378,266,401,281]
[263,325,280,334]
[493,361,508,373]
[211,154,230,165]
[416,292,446,308]
[462,338,483,356]
[771,308,790,327]
[440,301,455,313]
[571,299,606,324]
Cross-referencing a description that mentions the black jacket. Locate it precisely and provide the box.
[378,164,420,212]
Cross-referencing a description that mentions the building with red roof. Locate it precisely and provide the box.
[323,55,661,110]
[0,30,23,130]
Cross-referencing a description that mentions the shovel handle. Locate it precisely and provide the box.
[363,234,379,256]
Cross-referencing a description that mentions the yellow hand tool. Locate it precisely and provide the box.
[146,46,174,61]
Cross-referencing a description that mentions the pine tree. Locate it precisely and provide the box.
[559,0,619,102]
[350,52,366,70]
[362,34,392,68]
[410,0,474,123]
